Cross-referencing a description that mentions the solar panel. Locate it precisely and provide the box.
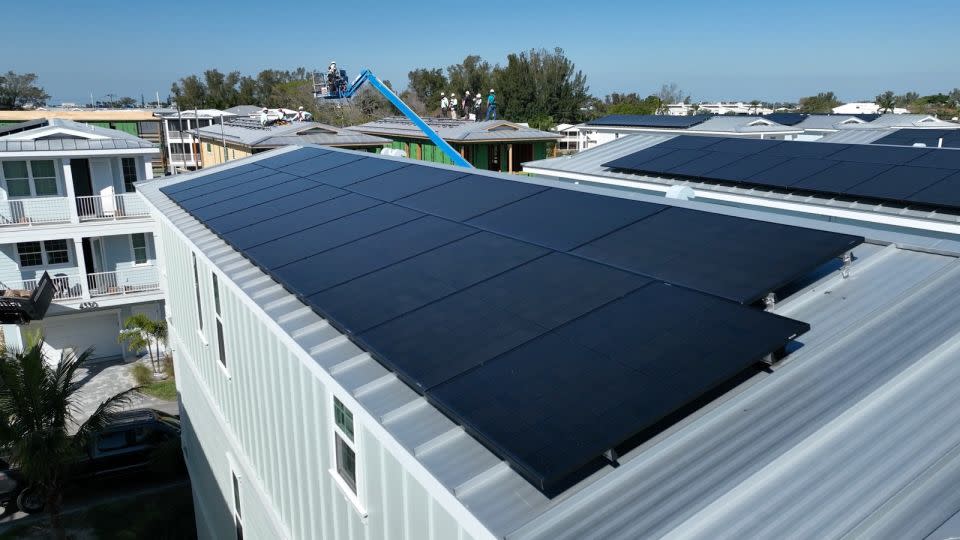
[162,146,847,498]
[574,208,862,304]
[844,166,954,200]
[585,115,711,128]
[217,193,381,250]
[467,188,666,250]
[428,283,809,495]
[395,174,547,221]
[907,171,960,208]
[254,146,330,169]
[602,136,960,210]
[165,166,276,199]
[348,166,470,201]
[309,233,548,333]
[873,129,960,149]
[277,151,365,177]
[160,163,266,195]
[304,158,411,187]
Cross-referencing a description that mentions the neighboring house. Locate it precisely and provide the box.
[154,109,235,174]
[833,102,909,115]
[574,115,801,151]
[223,105,265,117]
[0,108,167,176]
[140,145,960,539]
[523,133,960,238]
[669,102,774,116]
[553,123,581,153]
[0,119,164,362]
[349,117,560,172]
[195,117,388,167]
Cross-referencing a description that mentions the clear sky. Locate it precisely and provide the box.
[6,0,959,105]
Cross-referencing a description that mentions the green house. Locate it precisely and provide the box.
[349,117,560,172]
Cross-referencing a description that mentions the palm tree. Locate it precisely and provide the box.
[0,335,137,540]
[118,313,166,374]
[876,90,896,114]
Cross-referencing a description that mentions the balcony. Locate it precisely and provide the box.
[169,153,198,164]
[8,265,161,302]
[76,194,150,221]
[0,194,150,228]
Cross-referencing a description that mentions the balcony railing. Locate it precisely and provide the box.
[169,153,197,164]
[3,266,160,302]
[76,194,150,221]
[88,266,160,298]
[0,197,72,226]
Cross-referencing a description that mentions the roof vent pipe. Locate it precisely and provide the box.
[665,185,695,201]
[939,138,944,148]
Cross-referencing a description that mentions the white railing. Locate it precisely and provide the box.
[0,197,72,226]
[76,193,150,221]
[169,153,197,164]
[10,274,84,300]
[88,266,160,298]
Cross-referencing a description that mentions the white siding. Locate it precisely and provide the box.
[160,218,487,539]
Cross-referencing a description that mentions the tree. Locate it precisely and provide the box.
[798,91,841,113]
[0,336,137,539]
[749,100,761,114]
[875,90,896,113]
[602,92,661,115]
[494,47,591,127]
[895,91,920,107]
[0,71,50,110]
[446,55,494,99]
[656,83,687,109]
[407,68,448,112]
[118,313,167,374]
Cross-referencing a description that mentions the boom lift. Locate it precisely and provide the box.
[315,68,473,169]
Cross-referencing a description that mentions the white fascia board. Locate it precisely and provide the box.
[524,167,960,236]
[0,148,159,159]
[0,219,156,244]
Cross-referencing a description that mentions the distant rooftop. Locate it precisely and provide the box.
[197,117,388,148]
[223,105,263,116]
[0,118,158,153]
[350,117,561,142]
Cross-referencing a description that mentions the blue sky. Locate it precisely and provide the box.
[6,0,959,105]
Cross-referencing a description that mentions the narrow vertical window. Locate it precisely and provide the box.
[332,397,357,494]
[131,233,148,265]
[121,157,138,192]
[212,273,226,367]
[232,471,243,540]
[192,253,203,332]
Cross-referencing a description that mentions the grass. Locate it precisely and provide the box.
[0,484,196,540]
[139,378,177,401]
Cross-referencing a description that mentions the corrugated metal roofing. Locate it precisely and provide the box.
[140,145,960,539]
[350,117,561,142]
[0,117,157,152]
[686,116,798,134]
[865,114,960,129]
[197,119,388,147]
[818,129,898,144]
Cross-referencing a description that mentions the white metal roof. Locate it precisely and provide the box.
[139,146,960,539]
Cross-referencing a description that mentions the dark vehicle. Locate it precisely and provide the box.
[0,408,181,514]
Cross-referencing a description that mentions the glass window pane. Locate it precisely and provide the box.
[30,160,55,179]
[212,273,221,314]
[2,161,28,179]
[17,242,43,267]
[34,177,58,196]
[232,473,241,517]
[216,320,226,367]
[44,240,69,265]
[192,253,203,331]
[6,178,30,197]
[335,434,357,493]
[132,233,146,249]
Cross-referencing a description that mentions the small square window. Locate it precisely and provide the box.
[334,397,354,441]
[335,433,357,494]
[29,160,55,179]
[2,161,28,180]
[33,177,58,196]
[44,240,69,265]
[17,242,43,267]
[6,178,30,197]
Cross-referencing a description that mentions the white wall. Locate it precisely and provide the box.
[160,219,482,540]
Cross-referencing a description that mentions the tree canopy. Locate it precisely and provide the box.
[0,71,50,110]
[798,91,841,113]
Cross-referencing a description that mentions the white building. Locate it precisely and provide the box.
[668,102,774,116]
[155,109,235,173]
[140,145,960,539]
[833,102,909,115]
[553,123,580,153]
[0,119,164,361]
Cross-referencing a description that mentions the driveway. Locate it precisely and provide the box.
[72,356,179,427]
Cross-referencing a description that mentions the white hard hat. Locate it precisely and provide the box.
[490,89,495,93]
[441,92,445,95]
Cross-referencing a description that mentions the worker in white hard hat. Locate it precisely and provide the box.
[449,93,459,119]
[259,107,269,126]
[440,92,449,118]
[485,89,497,120]
[463,91,473,120]
[327,61,338,95]
[473,91,482,121]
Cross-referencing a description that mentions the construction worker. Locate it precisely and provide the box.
[259,107,270,126]
[485,89,497,120]
[328,61,338,95]
[473,91,481,121]
[440,92,448,118]
[450,94,460,119]
[464,91,473,120]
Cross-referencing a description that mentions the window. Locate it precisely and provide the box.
[231,471,243,540]
[17,240,69,267]
[44,240,69,265]
[3,161,30,197]
[212,273,226,367]
[192,253,203,332]
[121,158,138,192]
[131,233,148,265]
[16,242,43,267]
[30,161,57,196]
[205,143,211,152]
[332,397,357,494]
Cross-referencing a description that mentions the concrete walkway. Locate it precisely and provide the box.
[73,356,179,426]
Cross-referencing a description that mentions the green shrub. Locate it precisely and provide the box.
[131,362,153,386]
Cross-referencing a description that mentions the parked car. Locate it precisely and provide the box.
[0,408,181,514]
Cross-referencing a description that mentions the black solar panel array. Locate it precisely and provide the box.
[872,128,960,149]
[585,114,711,129]
[603,135,960,211]
[162,147,861,496]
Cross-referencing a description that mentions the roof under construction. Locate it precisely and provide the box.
[349,117,561,143]
[196,117,389,148]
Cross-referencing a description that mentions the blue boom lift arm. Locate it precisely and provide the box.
[320,69,473,169]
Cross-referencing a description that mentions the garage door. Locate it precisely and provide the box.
[30,312,122,361]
